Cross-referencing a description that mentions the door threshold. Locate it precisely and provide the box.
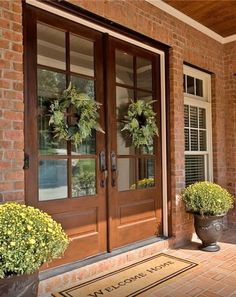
[40,236,170,281]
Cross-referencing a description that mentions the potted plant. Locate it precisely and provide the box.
[182,181,234,252]
[0,202,69,297]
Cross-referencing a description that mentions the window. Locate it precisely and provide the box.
[184,65,212,186]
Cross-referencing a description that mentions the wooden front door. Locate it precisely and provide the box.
[24,5,163,266]
[106,37,162,249]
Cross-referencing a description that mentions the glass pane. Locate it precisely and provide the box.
[190,106,198,128]
[116,50,133,86]
[183,74,186,92]
[185,155,205,187]
[72,159,96,197]
[200,130,207,151]
[196,79,203,97]
[137,57,152,91]
[37,23,65,70]
[136,159,155,189]
[190,129,198,151]
[187,75,194,95]
[38,115,67,155]
[71,130,96,155]
[117,123,135,155]
[139,143,154,155]
[199,108,206,129]
[185,128,190,151]
[39,159,67,201]
[137,91,153,102]
[116,87,135,155]
[71,76,95,100]
[117,158,136,191]
[184,105,189,127]
[70,34,94,77]
[37,69,66,113]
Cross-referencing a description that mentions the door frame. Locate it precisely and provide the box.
[24,0,170,238]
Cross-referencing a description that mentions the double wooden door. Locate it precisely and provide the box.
[24,5,163,266]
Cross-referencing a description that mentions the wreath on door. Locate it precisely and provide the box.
[49,83,104,147]
[121,99,158,148]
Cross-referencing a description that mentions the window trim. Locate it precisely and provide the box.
[184,66,213,185]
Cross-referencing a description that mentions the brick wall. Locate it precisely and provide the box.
[0,0,24,202]
[225,41,236,227]
[0,0,235,246]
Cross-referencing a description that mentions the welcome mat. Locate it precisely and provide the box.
[52,253,197,297]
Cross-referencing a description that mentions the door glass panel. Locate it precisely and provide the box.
[116,87,135,154]
[137,158,155,189]
[137,57,152,91]
[71,130,96,155]
[116,50,133,86]
[37,23,66,70]
[72,159,96,197]
[70,34,94,77]
[71,76,95,100]
[117,123,135,155]
[137,90,153,102]
[117,158,136,191]
[39,159,67,201]
[116,86,134,117]
[38,115,67,155]
[37,69,66,113]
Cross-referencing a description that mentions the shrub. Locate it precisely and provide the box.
[182,181,234,216]
[0,203,69,279]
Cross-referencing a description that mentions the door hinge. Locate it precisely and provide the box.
[23,153,29,170]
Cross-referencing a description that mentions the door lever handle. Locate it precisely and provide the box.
[111,151,117,187]
[99,151,107,187]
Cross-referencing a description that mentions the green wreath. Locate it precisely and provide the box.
[121,99,158,148]
[49,83,104,147]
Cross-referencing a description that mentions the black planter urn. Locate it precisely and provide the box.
[194,214,225,252]
[0,271,39,297]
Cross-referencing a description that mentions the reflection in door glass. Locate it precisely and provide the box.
[136,158,155,189]
[72,159,96,197]
[137,57,152,91]
[137,90,153,103]
[117,158,136,191]
[71,130,96,155]
[70,34,94,77]
[39,160,67,201]
[38,115,67,155]
[116,50,133,86]
[37,69,66,113]
[71,75,95,100]
[37,23,66,70]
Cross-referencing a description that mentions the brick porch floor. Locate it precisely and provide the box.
[39,229,236,297]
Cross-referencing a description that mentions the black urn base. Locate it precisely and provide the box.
[200,243,220,252]
[194,214,225,252]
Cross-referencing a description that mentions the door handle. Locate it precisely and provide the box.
[99,151,107,187]
[111,151,117,187]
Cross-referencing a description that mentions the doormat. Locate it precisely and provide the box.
[52,253,197,297]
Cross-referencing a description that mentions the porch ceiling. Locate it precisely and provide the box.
[163,0,236,37]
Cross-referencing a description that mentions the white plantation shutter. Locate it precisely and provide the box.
[184,65,212,187]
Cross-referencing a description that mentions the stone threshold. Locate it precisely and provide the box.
[38,236,175,296]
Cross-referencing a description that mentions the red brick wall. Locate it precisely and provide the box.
[225,41,236,227]
[0,0,235,246]
[0,0,24,202]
